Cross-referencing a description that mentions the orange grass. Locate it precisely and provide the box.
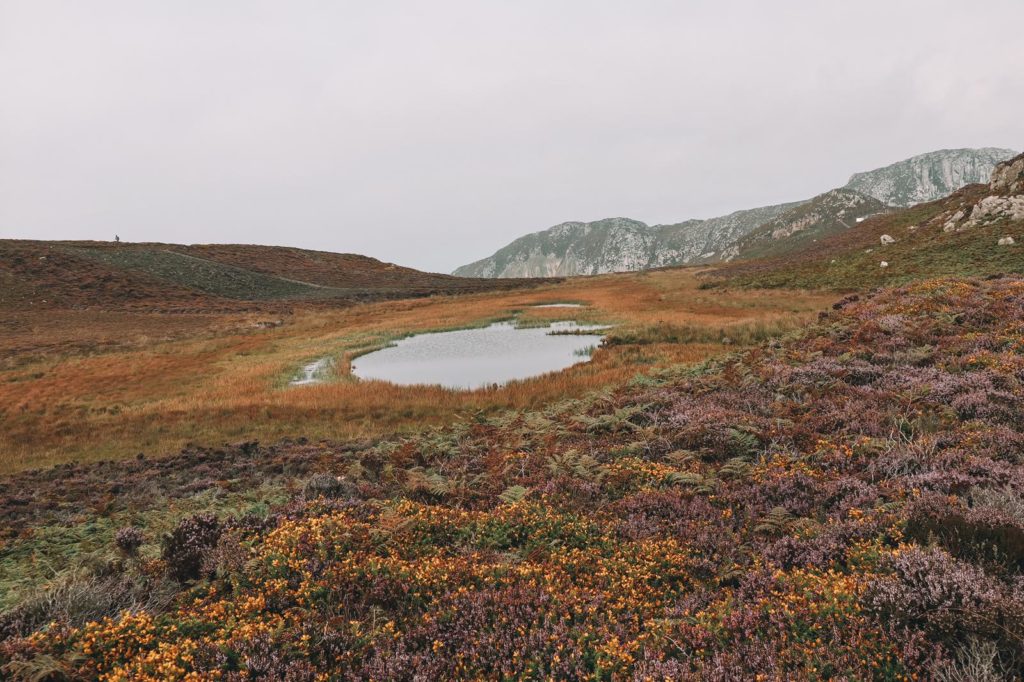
[0,268,833,471]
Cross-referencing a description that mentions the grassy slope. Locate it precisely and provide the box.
[0,239,555,310]
[728,190,888,262]
[67,246,334,300]
[715,185,1024,290]
[0,241,215,312]
[168,244,524,294]
[2,276,1024,679]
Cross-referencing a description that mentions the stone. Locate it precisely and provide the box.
[998,236,1016,246]
[880,234,896,245]
[963,196,1024,228]
[990,154,1024,194]
[880,261,889,268]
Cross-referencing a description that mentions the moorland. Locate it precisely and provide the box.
[1,154,1023,680]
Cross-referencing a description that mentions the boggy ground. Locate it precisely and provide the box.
[0,268,829,472]
[2,275,1024,680]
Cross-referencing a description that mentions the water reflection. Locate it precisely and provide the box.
[350,321,606,389]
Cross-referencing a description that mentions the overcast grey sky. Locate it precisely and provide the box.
[1,1,1021,272]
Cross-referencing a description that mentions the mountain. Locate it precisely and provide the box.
[455,148,1017,278]
[647,202,806,266]
[720,189,888,261]
[0,240,553,312]
[843,147,1016,207]
[452,203,800,278]
[715,151,1024,290]
[452,217,655,278]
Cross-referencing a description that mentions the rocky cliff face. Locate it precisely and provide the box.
[453,218,655,278]
[455,148,1019,278]
[843,148,1016,207]
[452,205,799,278]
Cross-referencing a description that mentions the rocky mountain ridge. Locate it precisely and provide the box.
[455,147,1017,278]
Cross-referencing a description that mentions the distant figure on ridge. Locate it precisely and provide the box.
[114,235,120,243]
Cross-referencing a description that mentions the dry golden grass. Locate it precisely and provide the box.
[0,268,834,472]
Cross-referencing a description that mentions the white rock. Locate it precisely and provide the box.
[880,234,896,245]
[990,155,1024,193]
[880,261,889,268]
[964,196,1024,228]
[998,236,1016,246]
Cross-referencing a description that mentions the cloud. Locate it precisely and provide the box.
[1,0,1021,272]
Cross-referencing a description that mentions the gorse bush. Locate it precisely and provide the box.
[4,276,1024,679]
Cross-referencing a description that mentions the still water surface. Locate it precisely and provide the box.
[350,321,606,389]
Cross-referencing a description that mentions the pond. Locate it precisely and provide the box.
[349,321,607,390]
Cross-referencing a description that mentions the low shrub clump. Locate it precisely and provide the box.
[3,275,1024,679]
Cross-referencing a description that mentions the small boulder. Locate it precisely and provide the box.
[880,261,889,268]
[998,236,1016,246]
[880,234,896,245]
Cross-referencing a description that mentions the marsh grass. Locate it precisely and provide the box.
[0,268,833,471]
[605,316,809,346]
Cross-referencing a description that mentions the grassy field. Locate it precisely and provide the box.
[0,267,832,472]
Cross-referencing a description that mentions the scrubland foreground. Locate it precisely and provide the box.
[2,275,1024,679]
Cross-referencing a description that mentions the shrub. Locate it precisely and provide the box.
[866,546,1024,648]
[302,473,356,501]
[162,513,222,583]
[906,493,1024,571]
[933,637,1011,682]
[114,526,145,557]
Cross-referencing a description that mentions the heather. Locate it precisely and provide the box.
[3,276,1024,679]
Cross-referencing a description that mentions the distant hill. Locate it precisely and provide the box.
[0,241,554,312]
[454,147,1017,278]
[714,151,1024,290]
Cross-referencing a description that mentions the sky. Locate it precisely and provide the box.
[1,2,1022,273]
